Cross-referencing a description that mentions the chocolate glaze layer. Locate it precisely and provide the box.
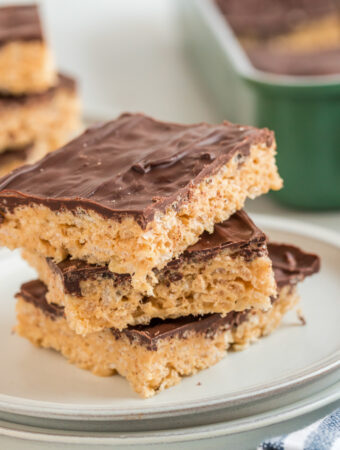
[0,4,42,46]
[46,210,266,296]
[216,0,339,38]
[112,312,249,351]
[268,242,320,287]
[182,209,265,259]
[0,113,274,228]
[0,73,76,108]
[18,242,320,350]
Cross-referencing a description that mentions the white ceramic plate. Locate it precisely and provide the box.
[0,380,339,449]
[0,215,339,422]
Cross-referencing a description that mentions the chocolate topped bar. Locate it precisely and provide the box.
[46,210,266,296]
[216,0,340,76]
[16,280,249,350]
[117,239,320,350]
[18,242,320,350]
[0,113,273,228]
[216,0,338,38]
[0,4,42,46]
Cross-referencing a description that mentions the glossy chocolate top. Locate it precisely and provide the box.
[268,242,320,287]
[0,4,42,45]
[216,0,339,38]
[0,113,273,228]
[0,73,76,108]
[18,242,319,349]
[47,210,266,296]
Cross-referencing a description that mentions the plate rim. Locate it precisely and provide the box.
[0,380,339,445]
[0,214,339,420]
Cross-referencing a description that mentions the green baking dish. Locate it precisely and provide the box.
[178,0,340,210]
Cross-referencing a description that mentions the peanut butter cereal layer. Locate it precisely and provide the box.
[23,210,276,334]
[15,243,319,398]
[0,4,56,94]
[0,113,282,293]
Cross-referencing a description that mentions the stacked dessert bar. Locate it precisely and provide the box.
[0,4,81,176]
[0,113,319,397]
[216,0,340,75]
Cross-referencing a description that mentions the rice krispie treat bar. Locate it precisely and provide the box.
[15,243,319,398]
[23,210,276,334]
[216,0,340,52]
[0,4,56,94]
[0,113,282,293]
[0,74,81,156]
[216,0,340,75]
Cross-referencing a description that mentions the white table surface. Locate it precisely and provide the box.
[0,0,339,448]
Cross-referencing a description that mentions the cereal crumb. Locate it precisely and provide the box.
[296,308,306,326]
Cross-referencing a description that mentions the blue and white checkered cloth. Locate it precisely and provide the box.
[259,408,340,450]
